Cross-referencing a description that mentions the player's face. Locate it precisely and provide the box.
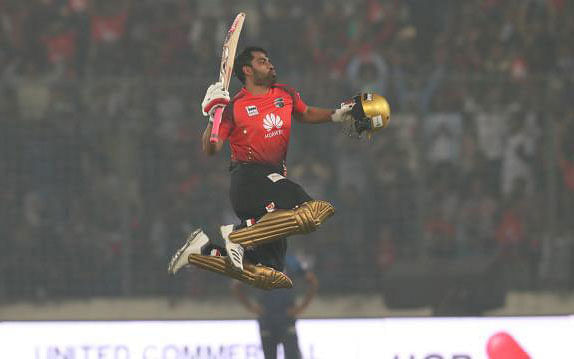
[249,51,276,86]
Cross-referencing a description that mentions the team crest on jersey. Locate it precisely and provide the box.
[245,105,258,116]
[274,97,285,108]
[263,113,283,138]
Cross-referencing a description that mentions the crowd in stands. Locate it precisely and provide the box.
[1,0,573,302]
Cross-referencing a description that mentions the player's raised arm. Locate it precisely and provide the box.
[299,94,391,137]
[201,82,230,155]
[295,106,340,124]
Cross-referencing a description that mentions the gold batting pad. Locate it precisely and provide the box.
[228,200,335,246]
[188,254,293,290]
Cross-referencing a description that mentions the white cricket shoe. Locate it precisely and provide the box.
[168,229,209,275]
[221,224,244,271]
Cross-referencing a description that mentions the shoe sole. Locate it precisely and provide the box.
[168,228,203,275]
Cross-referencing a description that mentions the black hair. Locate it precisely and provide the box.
[233,46,268,84]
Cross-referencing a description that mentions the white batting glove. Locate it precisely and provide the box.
[331,101,354,123]
[202,82,230,117]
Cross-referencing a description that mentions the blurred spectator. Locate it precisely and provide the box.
[495,180,541,287]
[424,87,464,182]
[501,115,537,197]
[4,59,63,120]
[375,227,396,273]
[458,177,498,255]
[424,174,460,259]
[346,50,389,96]
[289,156,332,200]
[471,87,508,195]
[556,115,574,231]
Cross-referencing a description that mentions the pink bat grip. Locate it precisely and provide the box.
[210,106,224,143]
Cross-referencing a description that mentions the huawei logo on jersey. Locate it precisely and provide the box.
[263,113,284,138]
[263,113,283,131]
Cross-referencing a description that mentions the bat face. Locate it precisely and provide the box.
[219,46,230,85]
[218,13,245,90]
[228,14,243,34]
[210,12,246,143]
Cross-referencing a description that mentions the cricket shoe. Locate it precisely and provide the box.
[221,224,244,271]
[168,228,209,275]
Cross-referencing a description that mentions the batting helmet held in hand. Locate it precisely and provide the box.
[351,93,391,135]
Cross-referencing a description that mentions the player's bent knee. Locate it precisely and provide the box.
[294,200,335,233]
[228,200,335,246]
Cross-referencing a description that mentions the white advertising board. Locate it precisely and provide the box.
[0,316,572,359]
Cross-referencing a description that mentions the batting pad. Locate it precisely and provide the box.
[229,200,335,246]
[188,255,293,290]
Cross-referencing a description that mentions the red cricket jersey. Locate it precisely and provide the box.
[219,84,308,167]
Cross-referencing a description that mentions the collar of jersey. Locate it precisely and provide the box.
[241,87,273,98]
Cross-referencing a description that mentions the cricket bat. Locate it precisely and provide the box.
[210,12,246,143]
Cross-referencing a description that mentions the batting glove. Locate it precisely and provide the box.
[331,101,354,123]
[202,82,230,117]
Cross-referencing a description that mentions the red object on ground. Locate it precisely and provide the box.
[487,332,530,359]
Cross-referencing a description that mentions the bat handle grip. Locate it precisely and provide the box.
[210,106,225,143]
